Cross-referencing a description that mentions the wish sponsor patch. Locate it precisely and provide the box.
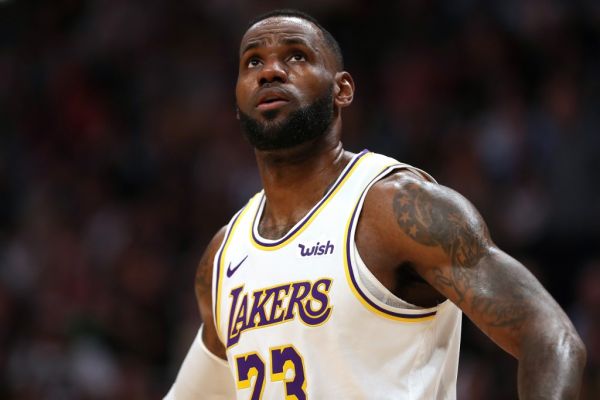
[298,240,334,257]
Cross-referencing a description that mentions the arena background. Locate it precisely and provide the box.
[1,0,599,398]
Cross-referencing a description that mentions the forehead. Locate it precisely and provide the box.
[240,16,324,54]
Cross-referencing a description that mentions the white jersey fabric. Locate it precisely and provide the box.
[212,150,462,400]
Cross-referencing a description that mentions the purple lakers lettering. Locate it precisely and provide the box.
[226,278,333,348]
[298,240,334,257]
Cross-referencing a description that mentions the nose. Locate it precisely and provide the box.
[258,58,287,85]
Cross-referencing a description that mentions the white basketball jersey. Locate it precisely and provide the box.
[212,150,462,400]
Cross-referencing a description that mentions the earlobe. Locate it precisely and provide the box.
[334,72,355,108]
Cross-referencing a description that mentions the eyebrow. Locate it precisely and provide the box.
[240,36,315,56]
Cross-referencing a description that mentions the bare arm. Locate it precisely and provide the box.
[370,173,586,399]
[194,226,228,359]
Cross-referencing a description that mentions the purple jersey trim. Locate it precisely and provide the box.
[345,166,438,320]
[213,207,246,321]
[251,149,370,248]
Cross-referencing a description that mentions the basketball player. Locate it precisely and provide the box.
[165,9,586,399]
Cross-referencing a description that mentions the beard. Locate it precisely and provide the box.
[238,87,334,151]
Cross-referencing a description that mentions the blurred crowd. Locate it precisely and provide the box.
[0,0,599,398]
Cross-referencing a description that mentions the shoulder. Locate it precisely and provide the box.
[194,226,229,357]
[360,168,432,228]
[360,169,491,262]
[194,195,260,291]
[195,226,228,298]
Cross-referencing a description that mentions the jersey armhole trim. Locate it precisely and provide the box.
[343,164,438,322]
[213,196,257,344]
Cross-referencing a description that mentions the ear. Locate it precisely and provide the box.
[334,71,355,108]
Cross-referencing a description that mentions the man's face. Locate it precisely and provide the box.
[235,16,337,150]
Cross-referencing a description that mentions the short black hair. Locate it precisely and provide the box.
[245,9,344,70]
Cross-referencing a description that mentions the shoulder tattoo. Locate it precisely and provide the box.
[392,182,490,303]
[393,181,488,267]
[392,181,530,331]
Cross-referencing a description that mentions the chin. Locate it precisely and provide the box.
[261,109,282,121]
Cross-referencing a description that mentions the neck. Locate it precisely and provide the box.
[254,123,351,235]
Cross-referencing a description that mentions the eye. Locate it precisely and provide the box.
[247,58,262,68]
[289,53,306,63]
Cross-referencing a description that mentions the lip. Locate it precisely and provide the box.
[256,99,289,111]
[255,89,292,110]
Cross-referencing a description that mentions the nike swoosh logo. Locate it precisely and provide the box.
[226,255,248,278]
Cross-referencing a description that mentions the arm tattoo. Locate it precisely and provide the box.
[393,182,487,269]
[393,181,586,396]
[393,182,529,331]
